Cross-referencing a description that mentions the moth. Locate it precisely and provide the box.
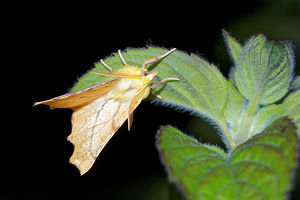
[34,48,179,175]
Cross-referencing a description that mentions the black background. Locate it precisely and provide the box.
[7,0,300,199]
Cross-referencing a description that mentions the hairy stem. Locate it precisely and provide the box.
[236,95,259,145]
[218,118,237,149]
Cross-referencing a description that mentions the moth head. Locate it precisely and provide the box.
[142,70,158,81]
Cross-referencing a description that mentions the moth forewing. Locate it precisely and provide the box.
[68,94,136,175]
[33,78,121,110]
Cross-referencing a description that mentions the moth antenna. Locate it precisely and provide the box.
[118,49,127,65]
[143,48,176,69]
[100,59,114,71]
[90,71,116,76]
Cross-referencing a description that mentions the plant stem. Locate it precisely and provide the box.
[219,118,237,150]
[236,95,259,144]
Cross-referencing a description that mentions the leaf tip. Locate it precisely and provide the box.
[222,29,242,64]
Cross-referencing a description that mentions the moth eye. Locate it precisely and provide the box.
[141,70,149,76]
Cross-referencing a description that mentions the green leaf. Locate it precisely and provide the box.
[290,76,300,91]
[161,49,227,123]
[234,34,294,105]
[156,118,299,200]
[222,29,243,63]
[70,47,228,135]
[249,104,281,138]
[278,89,300,135]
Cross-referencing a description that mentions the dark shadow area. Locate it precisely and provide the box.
[14,0,300,199]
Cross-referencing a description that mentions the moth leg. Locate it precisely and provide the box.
[151,90,162,99]
[143,48,176,69]
[118,49,127,65]
[100,59,115,71]
[151,77,180,89]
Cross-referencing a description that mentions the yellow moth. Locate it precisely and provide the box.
[34,48,179,175]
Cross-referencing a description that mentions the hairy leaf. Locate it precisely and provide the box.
[234,34,294,105]
[278,89,300,135]
[223,29,242,63]
[157,118,298,200]
[71,47,227,127]
[290,76,300,91]
[250,104,281,137]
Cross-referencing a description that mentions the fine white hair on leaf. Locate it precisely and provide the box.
[150,99,229,148]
